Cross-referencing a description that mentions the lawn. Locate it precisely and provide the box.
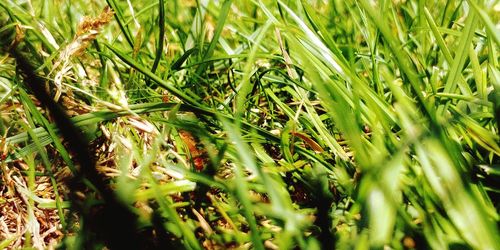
[0,0,499,249]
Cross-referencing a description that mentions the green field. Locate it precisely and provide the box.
[1,0,499,249]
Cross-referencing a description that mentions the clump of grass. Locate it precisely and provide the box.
[1,0,499,249]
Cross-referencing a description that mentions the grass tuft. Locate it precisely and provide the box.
[1,0,499,249]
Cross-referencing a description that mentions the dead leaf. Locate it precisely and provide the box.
[290,131,324,153]
[178,130,207,171]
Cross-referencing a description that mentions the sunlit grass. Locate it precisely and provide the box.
[0,0,499,249]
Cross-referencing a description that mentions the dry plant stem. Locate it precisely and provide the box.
[9,47,149,249]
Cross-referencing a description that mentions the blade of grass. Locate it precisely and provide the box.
[194,0,233,76]
[467,0,500,47]
[150,0,165,74]
[106,0,134,47]
[439,8,477,102]
[357,0,434,120]
[105,44,202,106]
[19,106,67,229]
[222,119,265,250]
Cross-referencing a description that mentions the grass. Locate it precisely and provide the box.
[0,0,499,249]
